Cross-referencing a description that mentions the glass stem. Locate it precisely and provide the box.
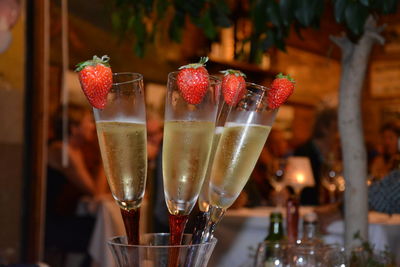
[202,205,226,242]
[168,214,189,267]
[191,210,210,244]
[120,207,140,245]
[169,214,189,246]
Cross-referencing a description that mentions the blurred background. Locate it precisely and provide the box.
[0,0,400,265]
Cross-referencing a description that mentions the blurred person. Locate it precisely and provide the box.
[245,128,292,207]
[144,114,169,232]
[370,122,400,180]
[316,169,400,234]
[45,104,108,266]
[294,108,339,205]
[146,114,163,162]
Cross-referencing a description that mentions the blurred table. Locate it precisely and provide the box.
[209,207,400,267]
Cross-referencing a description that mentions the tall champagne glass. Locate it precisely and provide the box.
[203,82,279,241]
[93,72,147,245]
[193,97,233,244]
[162,71,221,248]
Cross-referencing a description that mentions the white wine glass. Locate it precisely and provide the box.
[93,72,147,245]
[267,157,288,207]
[193,85,236,244]
[203,82,279,241]
[162,71,221,247]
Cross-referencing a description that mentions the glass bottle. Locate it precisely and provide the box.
[265,212,284,241]
[300,212,322,246]
[262,212,285,267]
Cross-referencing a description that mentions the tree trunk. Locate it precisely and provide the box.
[332,17,384,249]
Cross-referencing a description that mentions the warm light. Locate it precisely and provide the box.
[296,173,305,183]
[283,157,315,195]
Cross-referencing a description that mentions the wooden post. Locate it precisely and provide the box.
[23,0,49,262]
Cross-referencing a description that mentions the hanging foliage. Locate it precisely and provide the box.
[111,0,398,59]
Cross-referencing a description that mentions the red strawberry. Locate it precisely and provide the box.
[176,57,209,105]
[75,55,113,109]
[268,73,295,109]
[220,69,246,106]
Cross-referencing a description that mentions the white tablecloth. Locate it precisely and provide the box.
[209,207,400,267]
[87,196,148,267]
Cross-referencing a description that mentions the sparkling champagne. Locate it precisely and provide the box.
[163,120,215,215]
[198,127,223,212]
[96,121,147,210]
[209,123,271,209]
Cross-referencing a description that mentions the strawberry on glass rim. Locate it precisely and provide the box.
[176,57,210,105]
[220,69,246,106]
[268,73,295,109]
[75,55,113,109]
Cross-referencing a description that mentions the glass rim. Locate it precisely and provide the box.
[107,233,217,248]
[112,72,143,86]
[168,71,221,84]
[244,81,270,92]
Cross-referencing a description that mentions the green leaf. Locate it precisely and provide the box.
[279,0,294,26]
[294,0,315,27]
[314,0,324,17]
[210,0,231,27]
[294,22,305,40]
[382,0,398,14]
[134,42,145,58]
[359,0,369,7]
[169,11,185,42]
[127,15,135,31]
[198,10,218,39]
[133,15,146,41]
[334,0,347,23]
[274,32,286,51]
[311,0,324,28]
[266,0,282,27]
[344,2,369,36]
[144,0,154,14]
[185,0,206,18]
[156,0,169,19]
[111,11,122,31]
[251,0,268,34]
[261,28,275,51]
[369,0,381,9]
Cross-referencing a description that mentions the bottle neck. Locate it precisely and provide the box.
[270,220,283,234]
[266,220,284,240]
[302,222,317,240]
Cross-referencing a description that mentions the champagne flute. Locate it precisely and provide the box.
[93,72,147,245]
[192,127,222,244]
[203,82,279,241]
[193,92,233,244]
[162,71,221,247]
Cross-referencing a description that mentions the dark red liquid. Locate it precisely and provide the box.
[120,207,140,245]
[168,214,189,267]
[286,197,299,243]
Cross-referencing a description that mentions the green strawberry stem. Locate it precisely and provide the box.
[179,57,209,70]
[75,55,110,72]
[220,69,246,78]
[276,72,295,83]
